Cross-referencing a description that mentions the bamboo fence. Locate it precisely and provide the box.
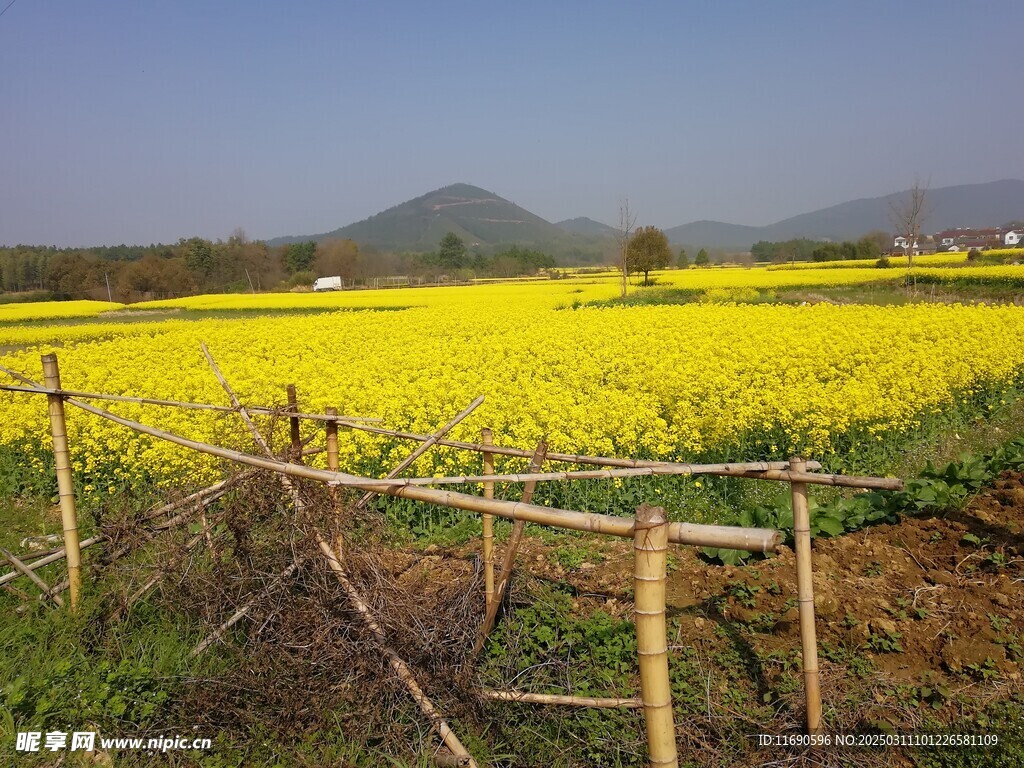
[0,351,907,768]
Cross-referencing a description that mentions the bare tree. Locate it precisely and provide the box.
[890,180,929,268]
[617,198,637,298]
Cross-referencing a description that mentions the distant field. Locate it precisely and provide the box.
[0,299,125,323]
[2,274,1024,509]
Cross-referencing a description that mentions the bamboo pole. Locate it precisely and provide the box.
[481,429,494,610]
[354,395,485,510]
[0,548,64,607]
[338,466,900,492]
[53,394,782,552]
[472,440,548,657]
[791,457,822,735]
[287,384,302,462]
[633,504,677,768]
[316,536,478,768]
[41,353,82,610]
[0,382,380,423]
[479,689,642,708]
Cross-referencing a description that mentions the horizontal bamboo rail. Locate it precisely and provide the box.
[0,382,380,424]
[339,466,902,492]
[53,397,783,553]
[479,690,642,708]
[0,535,104,589]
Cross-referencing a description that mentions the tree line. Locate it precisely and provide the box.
[750,231,890,263]
[0,231,565,301]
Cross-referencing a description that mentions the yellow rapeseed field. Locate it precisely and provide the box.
[0,300,124,323]
[3,275,1024,500]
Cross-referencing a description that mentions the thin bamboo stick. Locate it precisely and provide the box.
[481,428,494,610]
[316,536,478,768]
[287,384,302,462]
[478,689,642,708]
[41,353,82,610]
[473,440,548,658]
[355,395,485,510]
[791,457,822,735]
[0,381,380,423]
[633,504,677,768]
[55,395,782,552]
[0,548,64,607]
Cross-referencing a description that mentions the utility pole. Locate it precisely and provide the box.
[104,273,113,303]
[245,269,255,293]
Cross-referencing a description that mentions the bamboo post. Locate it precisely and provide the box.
[791,457,822,735]
[326,406,340,511]
[633,504,677,768]
[287,384,302,463]
[326,406,345,561]
[481,428,494,610]
[41,353,82,610]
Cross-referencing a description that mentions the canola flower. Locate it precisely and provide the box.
[0,300,124,323]
[3,279,1024,500]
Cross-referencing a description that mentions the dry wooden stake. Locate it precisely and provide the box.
[354,394,485,510]
[481,428,495,609]
[41,353,82,610]
[287,384,302,462]
[791,457,823,735]
[633,504,677,768]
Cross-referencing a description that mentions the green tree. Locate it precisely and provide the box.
[438,232,466,269]
[626,226,672,285]
[677,248,689,269]
[283,241,317,274]
[695,248,710,267]
[181,237,214,277]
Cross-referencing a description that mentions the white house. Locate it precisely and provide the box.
[1006,230,1023,247]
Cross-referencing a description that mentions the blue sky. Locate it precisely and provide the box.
[1,0,1022,246]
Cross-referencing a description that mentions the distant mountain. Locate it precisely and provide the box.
[555,217,619,238]
[270,183,568,252]
[665,179,1024,250]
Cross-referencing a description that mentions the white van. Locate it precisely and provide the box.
[312,276,343,292]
